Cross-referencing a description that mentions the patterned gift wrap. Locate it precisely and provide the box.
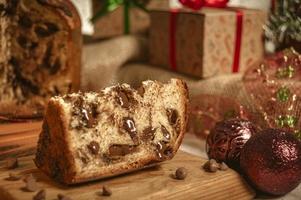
[149,6,267,78]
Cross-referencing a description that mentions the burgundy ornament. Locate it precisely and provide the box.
[240,129,301,196]
[206,118,258,168]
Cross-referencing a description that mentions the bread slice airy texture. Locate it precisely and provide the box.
[35,79,189,184]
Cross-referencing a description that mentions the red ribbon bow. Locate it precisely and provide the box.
[179,0,229,10]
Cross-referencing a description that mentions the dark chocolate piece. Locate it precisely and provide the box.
[102,185,112,196]
[123,117,138,144]
[203,159,219,173]
[34,23,59,38]
[141,127,156,142]
[87,141,99,155]
[108,144,137,157]
[115,87,138,109]
[175,167,187,180]
[45,22,59,33]
[155,141,173,160]
[81,106,96,128]
[167,109,178,125]
[137,86,145,97]
[161,126,170,141]
[18,16,33,28]
[5,0,19,16]
[117,91,129,108]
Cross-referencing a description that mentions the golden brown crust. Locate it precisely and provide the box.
[35,99,76,183]
[0,0,81,120]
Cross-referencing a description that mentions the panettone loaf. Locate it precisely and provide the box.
[35,79,189,184]
[0,0,81,119]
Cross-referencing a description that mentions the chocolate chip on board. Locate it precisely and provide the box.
[174,167,188,180]
[102,185,112,196]
[203,159,219,173]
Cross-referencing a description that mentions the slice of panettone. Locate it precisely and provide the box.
[35,79,189,184]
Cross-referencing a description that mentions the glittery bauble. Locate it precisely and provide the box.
[240,129,301,196]
[206,118,258,168]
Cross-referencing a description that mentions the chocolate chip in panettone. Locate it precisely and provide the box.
[81,107,96,128]
[45,22,59,33]
[116,91,129,108]
[166,109,178,125]
[6,157,18,169]
[87,141,99,155]
[19,15,33,28]
[34,23,58,38]
[123,117,138,144]
[17,36,32,49]
[161,126,170,141]
[174,167,188,180]
[102,185,112,196]
[33,189,46,200]
[5,0,19,16]
[0,4,5,16]
[37,0,48,5]
[137,86,145,97]
[34,26,50,37]
[108,144,137,157]
[203,159,219,173]
[155,141,168,160]
[57,193,72,200]
[141,127,156,142]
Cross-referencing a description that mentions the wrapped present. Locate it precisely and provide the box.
[149,1,267,78]
[92,0,151,38]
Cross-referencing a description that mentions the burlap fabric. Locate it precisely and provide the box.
[81,35,148,91]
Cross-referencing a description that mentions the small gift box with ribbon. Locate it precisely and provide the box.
[92,0,151,39]
[149,0,267,78]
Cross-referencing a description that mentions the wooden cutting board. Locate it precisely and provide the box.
[0,121,42,160]
[0,152,255,200]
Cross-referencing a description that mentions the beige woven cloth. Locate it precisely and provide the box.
[81,35,148,91]
[81,35,300,199]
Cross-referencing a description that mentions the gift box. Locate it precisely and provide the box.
[149,6,267,78]
[92,0,151,38]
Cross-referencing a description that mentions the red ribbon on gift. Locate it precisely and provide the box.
[169,0,243,73]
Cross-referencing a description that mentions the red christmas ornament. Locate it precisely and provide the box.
[240,129,301,196]
[179,0,205,10]
[206,118,258,168]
